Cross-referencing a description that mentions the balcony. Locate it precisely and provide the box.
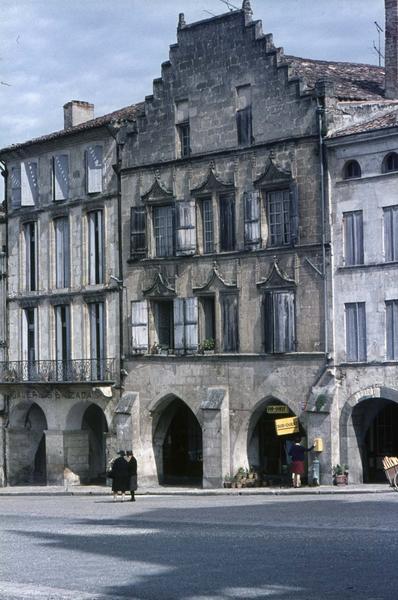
[0,359,116,384]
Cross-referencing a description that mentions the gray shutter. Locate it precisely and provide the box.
[11,166,21,207]
[263,292,274,353]
[55,219,64,288]
[357,303,366,361]
[222,294,239,352]
[54,154,69,201]
[87,145,103,193]
[244,191,260,249]
[21,161,38,206]
[354,212,364,264]
[55,306,63,362]
[274,291,295,353]
[131,300,148,353]
[88,213,96,284]
[184,297,198,352]
[173,298,185,352]
[289,181,299,246]
[176,201,196,256]
[386,301,398,360]
[22,310,28,362]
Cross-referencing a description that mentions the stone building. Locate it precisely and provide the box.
[1,0,398,487]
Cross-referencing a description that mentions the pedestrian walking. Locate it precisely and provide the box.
[109,450,130,501]
[126,450,138,502]
[288,437,314,488]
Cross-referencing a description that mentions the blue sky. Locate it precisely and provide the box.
[0,0,385,149]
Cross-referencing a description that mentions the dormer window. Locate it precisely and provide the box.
[236,85,253,146]
[175,100,190,158]
[383,152,398,173]
[343,160,361,180]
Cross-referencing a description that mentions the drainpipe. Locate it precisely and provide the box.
[0,159,8,485]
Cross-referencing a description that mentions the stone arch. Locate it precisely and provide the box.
[65,399,111,431]
[340,386,398,483]
[152,393,203,485]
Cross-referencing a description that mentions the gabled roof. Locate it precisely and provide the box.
[0,102,144,155]
[285,56,384,101]
[328,110,398,139]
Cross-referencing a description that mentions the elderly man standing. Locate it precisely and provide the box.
[110,450,130,502]
[126,450,138,502]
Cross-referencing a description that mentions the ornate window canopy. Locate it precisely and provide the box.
[143,272,176,298]
[141,178,174,205]
[256,260,296,289]
[254,157,292,189]
[193,262,237,293]
[190,166,234,196]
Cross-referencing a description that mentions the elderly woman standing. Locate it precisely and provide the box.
[126,450,138,502]
[110,450,130,501]
[289,437,314,488]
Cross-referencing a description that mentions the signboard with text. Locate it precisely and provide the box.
[266,405,290,415]
[275,416,299,436]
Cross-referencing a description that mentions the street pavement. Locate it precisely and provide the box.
[1,492,398,599]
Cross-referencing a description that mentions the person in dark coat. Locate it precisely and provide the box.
[126,450,138,502]
[110,450,130,501]
[288,437,314,488]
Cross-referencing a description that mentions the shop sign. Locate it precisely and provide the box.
[266,405,289,415]
[275,416,299,436]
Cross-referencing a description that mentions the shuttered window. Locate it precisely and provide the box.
[155,300,174,349]
[154,205,175,257]
[22,308,38,377]
[131,300,148,353]
[219,193,235,251]
[386,300,398,360]
[244,191,260,249]
[345,302,366,362]
[21,160,38,206]
[54,217,70,288]
[89,302,105,379]
[86,145,103,194]
[55,305,71,363]
[201,197,214,254]
[24,222,37,291]
[11,166,21,208]
[221,294,239,352]
[53,154,69,201]
[174,297,198,353]
[344,211,364,266]
[130,207,146,256]
[236,85,252,146]
[176,201,196,255]
[267,189,290,247]
[176,100,190,158]
[264,291,295,353]
[384,206,398,262]
[88,210,104,285]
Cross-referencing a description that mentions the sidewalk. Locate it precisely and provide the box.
[0,483,395,497]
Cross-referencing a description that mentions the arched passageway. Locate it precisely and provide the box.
[248,399,306,485]
[153,397,203,485]
[352,398,398,483]
[82,403,108,483]
[26,403,47,484]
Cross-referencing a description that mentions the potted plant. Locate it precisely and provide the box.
[223,474,233,488]
[201,338,215,354]
[333,464,349,485]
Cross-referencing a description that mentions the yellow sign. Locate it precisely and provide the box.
[275,416,299,436]
[266,405,290,415]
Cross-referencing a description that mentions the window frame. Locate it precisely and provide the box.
[263,289,296,354]
[54,216,70,289]
[383,205,398,262]
[87,209,104,285]
[345,302,367,363]
[266,188,291,248]
[23,221,38,292]
[343,210,364,266]
[343,160,361,180]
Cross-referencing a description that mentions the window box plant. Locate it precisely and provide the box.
[200,338,215,354]
[333,464,349,485]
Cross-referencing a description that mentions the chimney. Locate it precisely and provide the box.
[63,100,94,129]
[385,0,398,98]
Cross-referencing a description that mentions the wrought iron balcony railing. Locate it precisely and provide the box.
[0,359,116,384]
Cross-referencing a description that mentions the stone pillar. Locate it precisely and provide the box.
[45,430,65,485]
[385,0,398,98]
[0,415,5,487]
[201,388,230,489]
[63,430,89,482]
[305,411,333,485]
[114,392,138,451]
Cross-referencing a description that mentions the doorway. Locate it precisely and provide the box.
[360,400,398,482]
[82,404,108,483]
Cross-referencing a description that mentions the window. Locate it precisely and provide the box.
[344,211,364,266]
[22,308,37,378]
[221,294,239,352]
[267,189,290,247]
[88,210,104,284]
[130,207,146,257]
[384,205,398,262]
[154,300,174,349]
[89,302,105,379]
[263,291,295,353]
[383,152,398,173]
[175,100,190,158]
[54,217,70,288]
[201,196,214,254]
[343,160,361,179]
[176,201,196,256]
[131,301,148,353]
[244,191,260,249]
[219,192,236,251]
[55,305,71,379]
[199,296,215,346]
[86,145,103,193]
[24,222,37,291]
[21,160,38,206]
[154,205,175,257]
[236,85,253,146]
[11,165,21,208]
[345,302,366,362]
[53,154,69,201]
[174,297,198,353]
[386,300,398,360]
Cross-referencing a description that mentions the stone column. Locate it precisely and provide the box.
[305,411,333,485]
[201,387,230,489]
[45,430,65,485]
[0,415,5,487]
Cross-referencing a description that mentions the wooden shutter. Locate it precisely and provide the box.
[11,166,21,207]
[273,291,295,353]
[173,298,185,352]
[88,213,96,285]
[55,306,63,362]
[53,154,69,201]
[289,181,299,246]
[21,310,28,362]
[221,294,239,352]
[21,161,38,206]
[55,219,64,288]
[184,297,198,352]
[176,200,196,256]
[130,207,147,256]
[357,302,366,361]
[344,211,363,265]
[219,193,236,251]
[263,292,274,353]
[384,206,398,262]
[244,191,260,249]
[86,145,103,193]
[131,300,148,353]
[386,301,398,360]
